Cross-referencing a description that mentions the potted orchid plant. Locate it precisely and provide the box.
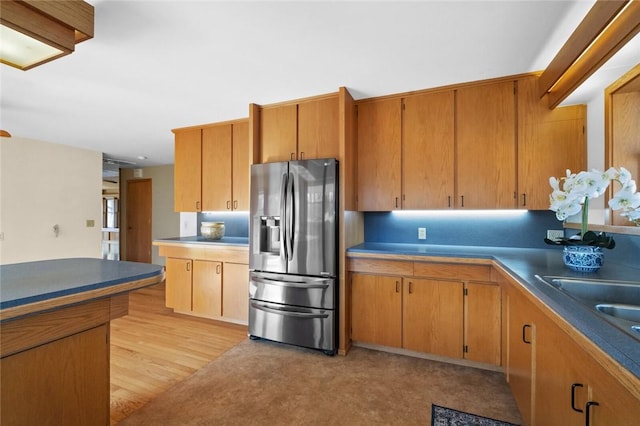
[545,167,640,271]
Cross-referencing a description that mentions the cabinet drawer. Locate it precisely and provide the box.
[157,244,248,263]
[413,263,492,281]
[348,258,413,276]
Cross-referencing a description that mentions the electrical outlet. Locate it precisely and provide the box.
[418,227,427,240]
[547,229,564,240]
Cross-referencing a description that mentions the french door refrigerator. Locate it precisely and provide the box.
[248,158,338,354]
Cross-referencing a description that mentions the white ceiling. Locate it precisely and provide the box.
[1,0,639,170]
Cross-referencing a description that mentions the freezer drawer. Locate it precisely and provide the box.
[249,271,335,309]
[249,300,335,353]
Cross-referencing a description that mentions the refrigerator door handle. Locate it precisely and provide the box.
[286,172,295,259]
[252,276,331,289]
[251,302,330,319]
[280,172,289,261]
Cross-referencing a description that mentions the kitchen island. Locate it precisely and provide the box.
[0,258,165,425]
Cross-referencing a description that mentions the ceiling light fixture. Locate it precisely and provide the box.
[0,0,94,71]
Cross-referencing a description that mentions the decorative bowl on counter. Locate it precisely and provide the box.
[201,222,225,240]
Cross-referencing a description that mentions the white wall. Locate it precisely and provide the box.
[0,137,102,264]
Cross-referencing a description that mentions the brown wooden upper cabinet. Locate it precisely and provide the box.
[174,127,203,212]
[173,119,250,212]
[357,92,455,211]
[257,94,340,163]
[517,76,586,210]
[356,98,402,211]
[355,74,587,212]
[456,80,517,209]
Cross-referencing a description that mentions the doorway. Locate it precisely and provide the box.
[126,179,152,263]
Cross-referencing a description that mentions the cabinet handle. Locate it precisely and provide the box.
[448,196,451,208]
[522,193,527,207]
[571,383,584,413]
[395,281,400,293]
[585,401,599,426]
[233,200,238,209]
[300,152,305,159]
[216,264,221,274]
[522,324,532,344]
[196,201,201,211]
[226,200,231,210]
[186,262,191,272]
[461,195,464,208]
[291,152,295,160]
[408,281,413,294]
[395,197,399,208]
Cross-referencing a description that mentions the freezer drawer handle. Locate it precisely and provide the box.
[251,302,329,319]
[252,276,330,289]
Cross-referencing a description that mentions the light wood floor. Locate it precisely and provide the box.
[109,283,248,424]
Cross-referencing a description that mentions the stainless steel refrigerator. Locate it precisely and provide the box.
[248,158,338,354]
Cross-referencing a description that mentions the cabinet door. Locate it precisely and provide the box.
[165,257,192,312]
[174,128,202,212]
[464,282,501,365]
[457,81,516,208]
[357,98,402,211]
[222,262,249,322]
[403,278,463,358]
[260,104,297,163]
[298,96,339,160]
[507,288,536,426]
[192,260,222,317]
[610,91,640,225]
[232,121,250,211]
[202,125,232,211]
[535,313,588,426]
[1,325,109,425]
[518,77,586,210]
[351,273,402,348]
[403,91,455,209]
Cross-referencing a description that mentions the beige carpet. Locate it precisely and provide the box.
[119,339,522,425]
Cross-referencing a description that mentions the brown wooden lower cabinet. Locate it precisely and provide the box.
[164,256,248,324]
[157,243,250,325]
[403,278,463,358]
[501,273,640,425]
[351,274,402,348]
[350,261,501,366]
[1,325,109,425]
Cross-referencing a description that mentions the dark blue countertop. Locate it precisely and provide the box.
[0,258,164,310]
[348,242,640,379]
[154,236,249,246]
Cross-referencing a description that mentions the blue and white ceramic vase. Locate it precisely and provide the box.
[562,245,604,272]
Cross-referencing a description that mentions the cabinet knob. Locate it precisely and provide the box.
[585,401,599,426]
[522,324,532,344]
[571,383,584,413]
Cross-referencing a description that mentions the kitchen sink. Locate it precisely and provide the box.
[596,304,640,323]
[538,276,640,305]
[535,275,640,342]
